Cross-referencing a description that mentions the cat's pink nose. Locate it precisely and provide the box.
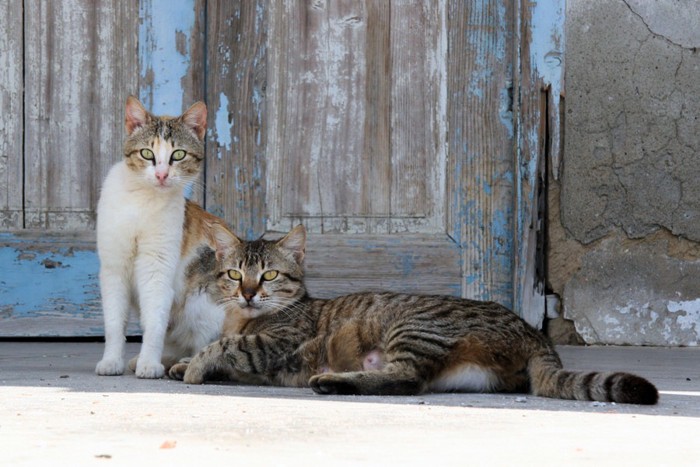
[156,171,169,183]
[242,292,255,302]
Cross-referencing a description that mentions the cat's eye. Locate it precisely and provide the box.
[227,270,242,281]
[262,270,278,281]
[140,148,155,161]
[171,149,187,162]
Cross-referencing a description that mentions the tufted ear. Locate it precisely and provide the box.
[180,101,207,140]
[125,96,151,135]
[212,224,242,262]
[276,225,306,264]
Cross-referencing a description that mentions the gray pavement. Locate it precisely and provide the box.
[1,342,699,466]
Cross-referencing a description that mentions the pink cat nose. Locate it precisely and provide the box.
[156,171,169,183]
[242,292,255,302]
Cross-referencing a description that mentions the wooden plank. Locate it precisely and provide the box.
[138,0,206,203]
[447,0,515,307]
[389,1,448,234]
[266,1,370,234]
[0,1,23,229]
[513,0,565,327]
[362,1,392,231]
[205,0,267,240]
[284,233,461,299]
[24,0,139,231]
[0,232,140,337]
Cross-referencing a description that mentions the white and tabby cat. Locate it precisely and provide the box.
[171,225,659,405]
[95,96,232,378]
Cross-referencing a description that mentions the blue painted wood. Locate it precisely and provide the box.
[0,234,140,336]
[513,0,565,327]
[138,0,196,115]
[448,0,516,309]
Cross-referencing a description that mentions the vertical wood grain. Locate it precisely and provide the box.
[267,1,448,235]
[390,1,447,233]
[267,1,369,234]
[0,1,23,229]
[204,0,267,240]
[361,1,391,232]
[24,0,139,231]
[447,0,515,307]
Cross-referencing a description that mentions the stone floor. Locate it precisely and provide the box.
[0,342,698,465]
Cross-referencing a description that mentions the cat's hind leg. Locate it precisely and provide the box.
[309,362,427,395]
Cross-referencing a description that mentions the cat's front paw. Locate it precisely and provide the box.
[182,364,206,385]
[168,362,189,381]
[309,373,359,395]
[95,358,125,376]
[135,360,165,379]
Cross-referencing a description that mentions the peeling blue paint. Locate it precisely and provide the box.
[0,246,99,317]
[139,0,196,114]
[215,92,233,154]
[530,0,564,84]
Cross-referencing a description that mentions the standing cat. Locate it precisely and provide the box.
[96,96,230,378]
[170,225,659,405]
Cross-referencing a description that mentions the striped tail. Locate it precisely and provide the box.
[528,352,659,405]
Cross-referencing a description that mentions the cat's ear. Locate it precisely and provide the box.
[180,101,207,140]
[125,96,151,135]
[212,223,242,262]
[277,225,306,264]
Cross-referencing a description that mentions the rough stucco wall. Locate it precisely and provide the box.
[555,0,700,345]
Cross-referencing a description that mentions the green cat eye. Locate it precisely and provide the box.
[171,149,187,162]
[262,270,279,281]
[140,148,155,161]
[227,270,242,281]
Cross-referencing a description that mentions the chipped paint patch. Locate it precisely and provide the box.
[668,299,700,332]
[214,92,232,154]
[0,235,141,337]
[565,236,700,346]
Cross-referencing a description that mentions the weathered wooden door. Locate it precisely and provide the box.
[0,0,563,336]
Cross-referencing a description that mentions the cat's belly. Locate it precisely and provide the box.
[429,364,499,392]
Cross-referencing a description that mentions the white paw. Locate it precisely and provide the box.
[135,360,165,379]
[95,358,125,376]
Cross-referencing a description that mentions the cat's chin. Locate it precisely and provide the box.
[236,305,268,319]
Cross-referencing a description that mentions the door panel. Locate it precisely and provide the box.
[266,1,447,236]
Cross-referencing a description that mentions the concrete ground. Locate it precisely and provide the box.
[0,342,698,466]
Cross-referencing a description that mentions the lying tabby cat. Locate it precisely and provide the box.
[170,225,658,405]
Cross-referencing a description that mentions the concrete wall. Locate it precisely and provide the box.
[551,0,700,345]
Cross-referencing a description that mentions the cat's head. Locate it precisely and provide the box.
[213,225,307,319]
[122,96,207,190]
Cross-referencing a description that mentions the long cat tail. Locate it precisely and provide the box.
[528,352,659,405]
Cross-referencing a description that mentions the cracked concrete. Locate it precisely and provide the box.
[555,0,700,345]
[623,0,700,49]
[563,0,700,243]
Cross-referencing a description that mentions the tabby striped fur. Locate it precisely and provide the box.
[170,225,658,405]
